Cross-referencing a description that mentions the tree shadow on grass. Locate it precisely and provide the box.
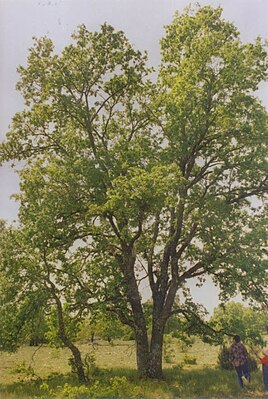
[164,367,266,398]
[0,366,267,399]
[0,372,77,398]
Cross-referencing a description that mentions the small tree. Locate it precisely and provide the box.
[0,224,92,382]
[85,312,129,344]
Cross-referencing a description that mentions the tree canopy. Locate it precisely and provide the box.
[0,5,267,380]
[210,302,268,346]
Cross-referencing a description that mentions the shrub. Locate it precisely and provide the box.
[163,334,175,363]
[84,352,100,380]
[68,351,100,382]
[12,361,40,382]
[218,345,233,370]
[60,383,90,399]
[183,355,197,365]
[59,377,142,399]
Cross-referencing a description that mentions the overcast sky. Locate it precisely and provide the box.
[0,0,267,312]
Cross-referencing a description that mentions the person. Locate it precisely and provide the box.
[250,346,268,392]
[230,335,250,388]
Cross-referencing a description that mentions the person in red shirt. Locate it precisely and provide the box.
[251,346,268,392]
[230,335,250,388]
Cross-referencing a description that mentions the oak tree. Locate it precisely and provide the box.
[1,6,268,379]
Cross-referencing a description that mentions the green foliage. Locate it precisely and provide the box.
[78,312,134,344]
[83,352,100,380]
[163,334,175,363]
[0,4,268,379]
[68,351,100,382]
[183,355,197,365]
[0,340,266,398]
[89,313,129,343]
[210,302,267,346]
[217,345,233,370]
[59,376,142,399]
[12,361,39,383]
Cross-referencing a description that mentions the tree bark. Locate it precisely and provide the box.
[123,249,150,378]
[67,342,87,384]
[148,317,165,378]
[135,327,151,378]
[52,289,87,383]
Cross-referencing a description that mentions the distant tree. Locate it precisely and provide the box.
[81,312,130,344]
[28,308,48,346]
[0,5,268,379]
[210,302,267,346]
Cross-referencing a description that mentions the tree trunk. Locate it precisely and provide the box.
[123,250,150,378]
[51,288,87,383]
[128,283,150,378]
[148,296,165,379]
[133,290,166,379]
[68,341,87,384]
[134,313,165,379]
[135,328,151,378]
[148,325,164,378]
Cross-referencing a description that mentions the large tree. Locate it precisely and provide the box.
[1,6,268,379]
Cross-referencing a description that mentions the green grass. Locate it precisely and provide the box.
[0,340,267,398]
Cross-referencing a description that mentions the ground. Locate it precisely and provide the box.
[0,339,267,398]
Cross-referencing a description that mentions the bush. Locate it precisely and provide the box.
[163,334,175,363]
[218,345,233,370]
[68,351,100,382]
[218,345,258,371]
[59,377,142,399]
[183,355,197,365]
[12,361,40,382]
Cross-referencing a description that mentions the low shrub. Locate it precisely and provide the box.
[12,361,40,382]
[59,377,142,399]
[163,334,175,363]
[183,355,197,365]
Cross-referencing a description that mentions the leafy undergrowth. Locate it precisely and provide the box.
[1,367,268,399]
[1,342,268,398]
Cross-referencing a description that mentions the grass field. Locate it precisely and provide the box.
[0,339,267,398]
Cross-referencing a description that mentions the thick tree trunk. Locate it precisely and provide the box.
[135,328,151,378]
[134,291,166,379]
[121,248,176,379]
[123,250,150,378]
[134,314,165,379]
[148,296,166,379]
[148,324,164,378]
[128,284,151,378]
[135,285,177,379]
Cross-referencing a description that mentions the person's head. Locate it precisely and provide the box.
[263,348,268,357]
[233,335,241,343]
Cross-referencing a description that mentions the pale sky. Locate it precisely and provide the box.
[0,0,267,312]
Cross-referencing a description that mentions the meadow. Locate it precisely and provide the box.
[0,339,267,399]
